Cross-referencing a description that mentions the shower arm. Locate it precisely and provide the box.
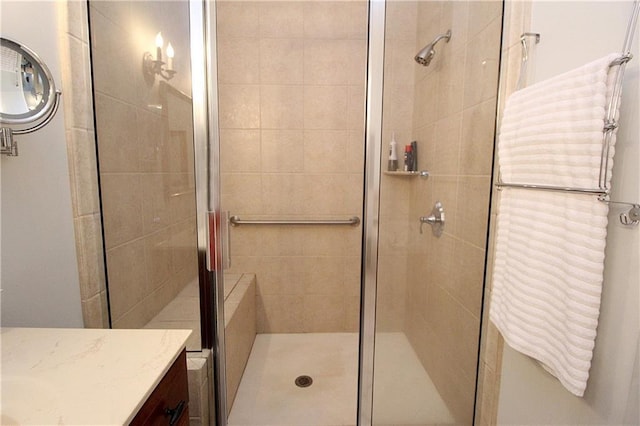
[430,30,452,47]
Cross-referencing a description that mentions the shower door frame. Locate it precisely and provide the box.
[358,0,386,424]
[189,0,229,421]
[191,0,388,424]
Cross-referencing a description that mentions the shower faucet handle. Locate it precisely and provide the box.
[419,201,445,237]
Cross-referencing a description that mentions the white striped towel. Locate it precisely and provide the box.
[499,53,620,189]
[490,53,622,397]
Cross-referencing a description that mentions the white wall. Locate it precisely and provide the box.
[497,1,639,424]
[0,1,83,327]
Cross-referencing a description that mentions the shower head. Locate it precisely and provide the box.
[414,45,436,67]
[415,29,451,66]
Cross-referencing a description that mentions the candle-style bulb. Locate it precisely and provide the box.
[166,43,174,70]
[155,32,163,62]
[155,32,163,48]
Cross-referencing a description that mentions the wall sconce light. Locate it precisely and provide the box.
[143,32,176,81]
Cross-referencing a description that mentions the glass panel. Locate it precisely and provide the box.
[373,1,503,424]
[89,1,202,351]
[214,1,369,424]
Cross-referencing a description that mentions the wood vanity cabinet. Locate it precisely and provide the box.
[130,350,189,426]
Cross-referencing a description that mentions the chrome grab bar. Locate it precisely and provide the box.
[229,216,361,227]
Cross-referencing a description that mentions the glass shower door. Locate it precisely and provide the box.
[372,1,503,424]
[89,1,204,350]
[212,1,369,424]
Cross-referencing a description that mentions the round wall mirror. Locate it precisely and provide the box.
[0,37,57,126]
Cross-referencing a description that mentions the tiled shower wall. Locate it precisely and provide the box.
[403,1,502,423]
[375,1,418,333]
[217,1,368,333]
[90,1,199,329]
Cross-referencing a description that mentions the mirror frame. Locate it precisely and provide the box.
[0,37,57,126]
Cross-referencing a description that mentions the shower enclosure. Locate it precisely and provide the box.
[89,0,503,424]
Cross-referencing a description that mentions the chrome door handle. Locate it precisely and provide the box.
[223,211,231,269]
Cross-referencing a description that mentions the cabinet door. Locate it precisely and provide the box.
[131,350,189,425]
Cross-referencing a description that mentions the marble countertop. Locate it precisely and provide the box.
[1,327,192,425]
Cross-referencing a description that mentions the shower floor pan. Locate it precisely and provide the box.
[228,332,454,426]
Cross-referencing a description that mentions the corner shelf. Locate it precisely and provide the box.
[383,170,429,178]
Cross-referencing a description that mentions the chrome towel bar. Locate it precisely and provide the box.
[229,216,361,227]
[495,182,608,196]
[494,183,640,226]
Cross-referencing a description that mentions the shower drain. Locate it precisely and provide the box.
[294,375,313,388]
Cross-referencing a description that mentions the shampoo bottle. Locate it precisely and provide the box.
[404,144,413,171]
[411,141,418,171]
[388,133,398,171]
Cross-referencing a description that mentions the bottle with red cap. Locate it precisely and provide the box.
[403,144,413,171]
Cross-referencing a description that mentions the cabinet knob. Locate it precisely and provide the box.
[164,400,186,425]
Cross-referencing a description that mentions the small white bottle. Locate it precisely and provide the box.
[388,132,398,171]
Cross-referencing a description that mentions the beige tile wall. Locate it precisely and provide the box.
[57,1,108,328]
[89,1,199,329]
[402,1,502,424]
[187,349,215,426]
[224,274,257,416]
[375,1,418,333]
[217,0,368,333]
